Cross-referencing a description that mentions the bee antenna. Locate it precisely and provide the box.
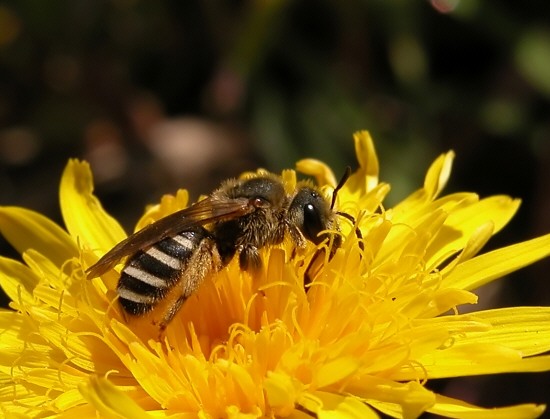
[331,166,351,210]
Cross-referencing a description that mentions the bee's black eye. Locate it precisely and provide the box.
[302,202,325,243]
[289,188,331,244]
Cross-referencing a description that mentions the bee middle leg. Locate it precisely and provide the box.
[304,219,363,292]
[239,245,262,271]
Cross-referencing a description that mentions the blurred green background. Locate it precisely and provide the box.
[1,0,550,415]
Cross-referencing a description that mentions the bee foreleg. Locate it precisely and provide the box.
[304,247,325,289]
[304,238,340,290]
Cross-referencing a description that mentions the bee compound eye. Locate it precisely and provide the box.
[303,202,325,244]
[289,187,330,245]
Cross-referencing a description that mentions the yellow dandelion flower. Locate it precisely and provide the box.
[1,131,550,418]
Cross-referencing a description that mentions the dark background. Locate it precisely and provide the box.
[1,1,549,416]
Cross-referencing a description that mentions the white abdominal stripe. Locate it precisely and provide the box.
[117,286,155,304]
[123,265,170,288]
[144,247,182,270]
[171,234,196,250]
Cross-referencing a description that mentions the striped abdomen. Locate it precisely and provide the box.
[116,228,205,315]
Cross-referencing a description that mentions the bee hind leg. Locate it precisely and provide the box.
[158,295,188,332]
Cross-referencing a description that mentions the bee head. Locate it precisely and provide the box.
[288,186,338,246]
[288,167,351,246]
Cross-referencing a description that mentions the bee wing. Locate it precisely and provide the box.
[86,196,253,278]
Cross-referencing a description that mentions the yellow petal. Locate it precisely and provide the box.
[421,288,478,318]
[487,354,550,373]
[429,394,545,419]
[348,377,436,418]
[442,233,550,290]
[298,391,379,419]
[53,388,87,412]
[0,256,39,308]
[394,311,550,378]
[0,312,25,351]
[264,371,301,416]
[316,357,360,388]
[3,411,33,419]
[423,151,454,200]
[394,151,455,211]
[411,343,524,379]
[445,195,520,236]
[459,307,550,356]
[78,376,152,419]
[59,159,126,256]
[22,249,75,294]
[426,196,520,269]
[437,222,495,274]
[296,159,337,188]
[0,373,49,417]
[342,131,379,200]
[0,206,78,267]
[135,188,190,231]
[352,130,379,191]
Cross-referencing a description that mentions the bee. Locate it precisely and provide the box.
[87,169,351,330]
